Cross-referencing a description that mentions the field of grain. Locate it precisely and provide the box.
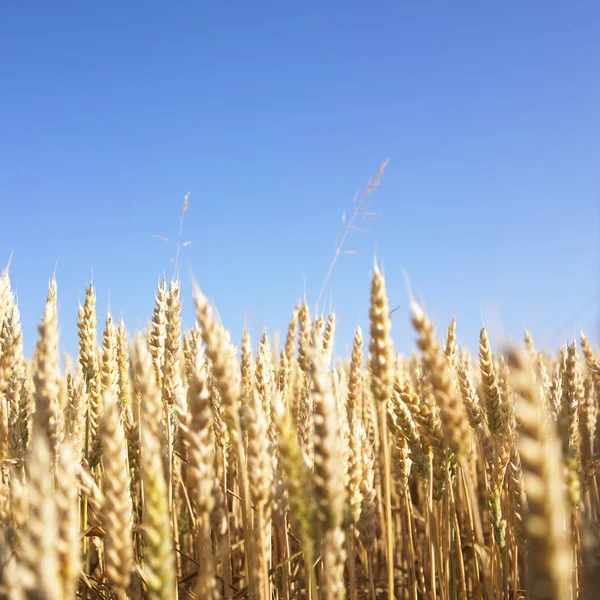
[0,262,598,600]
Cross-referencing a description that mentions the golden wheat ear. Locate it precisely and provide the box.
[16,426,61,599]
[141,427,176,600]
[411,300,468,461]
[508,348,571,600]
[55,442,81,598]
[100,390,134,597]
[32,278,61,459]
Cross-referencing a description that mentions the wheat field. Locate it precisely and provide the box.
[0,261,598,600]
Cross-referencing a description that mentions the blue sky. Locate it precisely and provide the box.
[1,2,599,359]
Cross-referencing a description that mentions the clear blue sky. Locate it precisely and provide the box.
[1,2,599,359]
